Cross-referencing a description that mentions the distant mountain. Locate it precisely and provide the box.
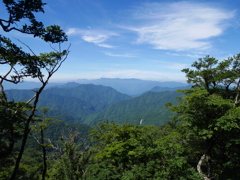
[76,78,187,96]
[6,84,131,123]
[57,82,81,88]
[6,83,185,126]
[84,91,182,126]
[4,78,187,96]
[3,81,65,90]
[149,85,191,92]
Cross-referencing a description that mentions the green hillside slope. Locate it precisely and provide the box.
[84,91,182,126]
[6,85,182,126]
[6,84,131,123]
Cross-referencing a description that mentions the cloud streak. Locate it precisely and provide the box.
[124,2,235,51]
[104,52,136,57]
[66,28,116,48]
[166,52,204,58]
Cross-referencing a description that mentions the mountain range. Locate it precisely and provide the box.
[5,82,186,126]
[6,84,130,122]
[4,78,188,96]
[75,78,188,95]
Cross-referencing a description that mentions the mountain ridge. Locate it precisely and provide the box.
[6,83,185,126]
[4,78,187,96]
[75,78,187,95]
[84,91,181,126]
[6,84,131,123]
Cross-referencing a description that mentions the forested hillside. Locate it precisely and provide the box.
[85,91,181,126]
[6,84,131,123]
[6,84,180,125]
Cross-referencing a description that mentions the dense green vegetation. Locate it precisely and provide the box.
[0,0,68,179]
[1,120,91,180]
[167,55,240,179]
[85,91,180,126]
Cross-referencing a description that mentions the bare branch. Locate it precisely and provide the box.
[50,44,71,75]
[15,38,38,57]
[0,66,13,103]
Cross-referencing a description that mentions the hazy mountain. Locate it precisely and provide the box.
[149,85,191,92]
[6,83,184,126]
[57,82,81,88]
[4,78,187,96]
[76,78,187,96]
[3,81,65,90]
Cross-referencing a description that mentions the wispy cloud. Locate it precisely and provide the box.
[123,2,235,51]
[66,28,78,35]
[66,28,117,48]
[166,52,204,58]
[98,44,114,48]
[104,52,136,57]
[81,34,108,44]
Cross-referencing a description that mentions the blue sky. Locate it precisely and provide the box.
[1,0,240,82]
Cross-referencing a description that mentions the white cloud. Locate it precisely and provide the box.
[124,2,235,51]
[66,28,78,35]
[66,28,116,48]
[98,44,115,48]
[82,34,108,44]
[104,52,136,57]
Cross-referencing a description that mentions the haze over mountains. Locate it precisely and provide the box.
[75,78,188,95]
[5,78,189,126]
[4,78,188,96]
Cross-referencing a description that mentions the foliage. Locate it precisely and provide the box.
[88,121,200,180]
[168,55,240,179]
[1,2,240,179]
[85,91,180,126]
[0,120,91,180]
[0,0,69,179]
[47,131,91,180]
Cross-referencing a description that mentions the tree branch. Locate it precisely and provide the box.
[0,66,13,104]
[197,154,211,180]
[233,78,240,108]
